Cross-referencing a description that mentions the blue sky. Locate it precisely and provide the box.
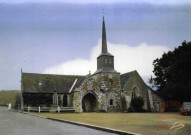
[1,0,191,4]
[0,0,191,90]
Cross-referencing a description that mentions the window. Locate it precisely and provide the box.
[153,101,160,112]
[110,99,113,106]
[109,59,112,64]
[109,74,112,79]
[132,87,138,99]
[105,59,107,63]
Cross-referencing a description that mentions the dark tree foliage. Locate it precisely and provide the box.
[130,96,144,112]
[150,41,191,103]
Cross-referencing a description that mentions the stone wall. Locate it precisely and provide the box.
[73,72,122,112]
[122,71,150,111]
[151,90,164,112]
[93,72,122,112]
[73,71,164,112]
[73,91,82,112]
[122,71,164,112]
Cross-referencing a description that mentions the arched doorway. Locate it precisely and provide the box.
[82,93,97,112]
[63,94,67,107]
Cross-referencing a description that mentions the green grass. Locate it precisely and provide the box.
[30,112,191,135]
[0,90,20,106]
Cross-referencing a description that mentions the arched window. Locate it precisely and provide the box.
[105,59,107,63]
[132,87,138,99]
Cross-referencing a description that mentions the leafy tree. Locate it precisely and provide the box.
[150,41,191,102]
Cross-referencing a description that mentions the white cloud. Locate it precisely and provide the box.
[43,40,169,77]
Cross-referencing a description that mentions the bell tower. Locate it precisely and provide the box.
[91,17,121,112]
[94,17,117,74]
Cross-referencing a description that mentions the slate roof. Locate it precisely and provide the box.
[120,70,136,89]
[22,72,85,93]
[97,52,113,58]
[93,68,118,75]
[71,75,86,92]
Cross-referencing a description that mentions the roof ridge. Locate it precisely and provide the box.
[22,72,85,77]
[121,70,136,76]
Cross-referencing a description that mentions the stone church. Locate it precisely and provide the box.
[21,17,163,112]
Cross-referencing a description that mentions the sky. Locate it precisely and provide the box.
[0,0,191,90]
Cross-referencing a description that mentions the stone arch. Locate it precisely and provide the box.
[82,91,98,100]
[82,91,98,112]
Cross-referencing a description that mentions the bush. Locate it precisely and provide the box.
[130,96,144,112]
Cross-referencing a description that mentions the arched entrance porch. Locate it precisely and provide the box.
[82,93,98,112]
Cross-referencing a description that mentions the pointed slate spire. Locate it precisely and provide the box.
[94,16,117,75]
[102,16,108,53]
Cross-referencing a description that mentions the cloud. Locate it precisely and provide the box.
[43,40,169,77]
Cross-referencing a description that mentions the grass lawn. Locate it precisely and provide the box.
[30,112,191,135]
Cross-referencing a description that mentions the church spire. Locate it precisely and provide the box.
[93,16,118,75]
[102,16,108,53]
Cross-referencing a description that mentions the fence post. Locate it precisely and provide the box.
[39,106,41,113]
[58,106,60,113]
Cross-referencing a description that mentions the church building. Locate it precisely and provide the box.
[21,17,163,112]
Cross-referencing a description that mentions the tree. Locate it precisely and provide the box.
[150,41,191,102]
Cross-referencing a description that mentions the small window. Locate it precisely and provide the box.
[110,99,113,105]
[109,59,112,64]
[105,59,107,63]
